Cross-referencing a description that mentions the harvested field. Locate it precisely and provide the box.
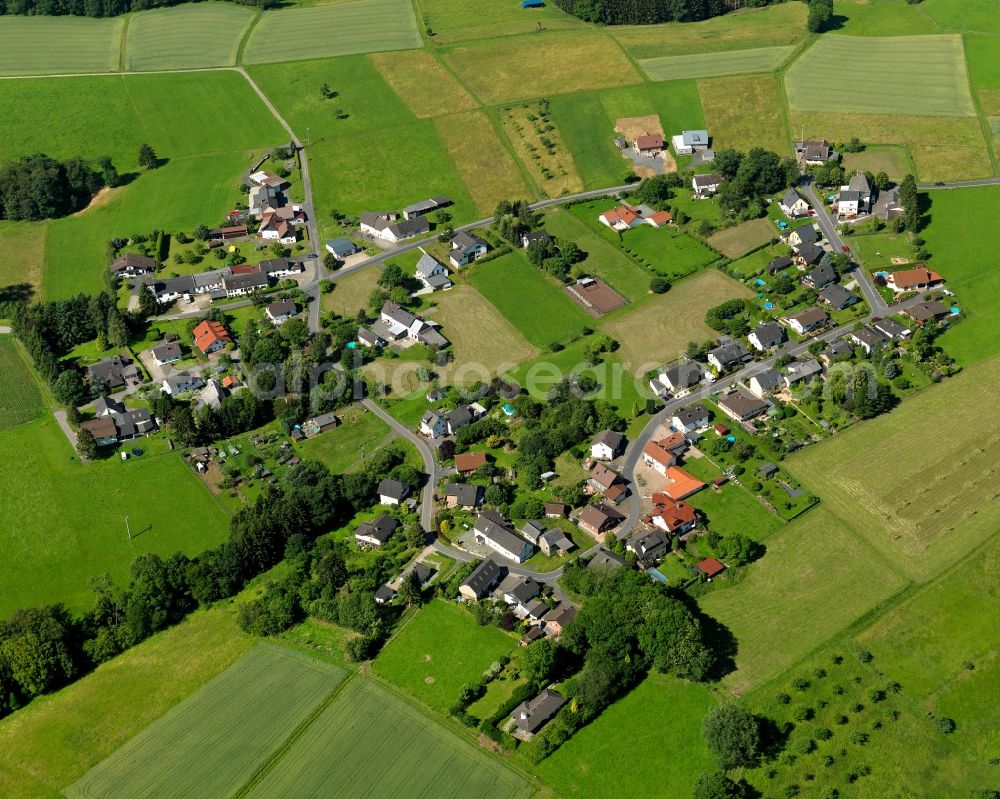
[417,0,587,44]
[699,75,789,153]
[640,45,794,81]
[706,218,776,258]
[499,101,583,196]
[603,269,750,371]
[124,3,254,70]
[0,16,122,75]
[369,51,477,118]
[786,357,1000,582]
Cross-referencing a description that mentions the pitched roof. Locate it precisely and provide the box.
[460,558,505,597]
[577,502,624,532]
[634,134,664,149]
[642,438,677,468]
[664,360,703,389]
[697,557,725,577]
[377,478,409,501]
[455,451,487,472]
[664,466,706,500]
[780,187,803,207]
[266,299,296,318]
[192,320,231,353]
[890,266,943,289]
[588,462,621,490]
[789,307,829,328]
[692,173,723,188]
[510,688,567,734]
[474,510,530,557]
[415,251,445,278]
[717,388,769,420]
[674,404,709,427]
[649,495,696,533]
[751,322,785,348]
[355,514,400,545]
[588,547,627,569]
[592,429,625,452]
[445,482,483,507]
[751,368,783,390]
[792,224,819,244]
[905,300,948,322]
[818,283,857,308]
[708,341,749,366]
[601,206,638,226]
[110,252,156,272]
[804,262,837,288]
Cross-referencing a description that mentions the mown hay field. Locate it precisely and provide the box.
[640,45,795,81]
[0,222,45,299]
[66,644,346,799]
[243,0,422,65]
[124,3,255,71]
[417,0,587,44]
[786,358,1000,582]
[699,75,789,153]
[0,336,42,430]
[786,34,976,117]
[0,15,122,75]
[246,677,532,799]
[322,267,380,316]
[369,50,477,118]
[706,218,776,258]
[842,146,913,181]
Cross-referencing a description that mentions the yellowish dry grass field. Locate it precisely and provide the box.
[786,357,1000,582]
[442,32,642,105]
[706,218,775,258]
[321,267,380,317]
[699,75,789,154]
[431,285,539,380]
[368,51,477,118]
[698,507,909,695]
[842,146,913,180]
[603,269,750,370]
[792,111,992,183]
[435,110,534,213]
[0,221,45,298]
[499,102,583,197]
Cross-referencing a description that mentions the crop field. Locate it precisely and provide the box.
[295,407,392,473]
[435,111,534,214]
[0,15,122,76]
[430,286,539,379]
[0,336,42,431]
[0,222,44,299]
[842,146,913,181]
[698,508,909,695]
[372,600,515,713]
[549,81,704,188]
[0,605,253,798]
[706,218,776,258]
[640,45,795,82]
[369,51,477,118]
[786,35,975,117]
[533,673,717,798]
[603,269,749,369]
[418,0,587,44]
[66,644,345,799]
[0,415,230,616]
[610,2,807,59]
[543,207,653,301]
[243,0,422,64]
[442,32,642,105]
[787,358,1000,582]
[465,252,592,348]
[124,3,255,71]
[499,102,583,197]
[699,74,789,153]
[246,677,531,799]
[919,187,1000,364]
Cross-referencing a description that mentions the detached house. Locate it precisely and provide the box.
[86,354,139,391]
[887,266,943,293]
[420,403,479,439]
[748,368,784,399]
[649,493,697,536]
[837,172,873,218]
[802,262,837,290]
[707,341,750,372]
[265,299,297,325]
[354,515,400,549]
[672,129,710,154]
[360,211,430,243]
[795,139,838,165]
[377,478,410,506]
[787,307,829,335]
[627,528,669,562]
[599,206,641,231]
[591,429,626,461]
[658,361,704,394]
[748,322,785,352]
[768,255,794,275]
[80,407,156,446]
[671,404,710,435]
[110,252,156,278]
[873,318,911,340]
[633,134,664,155]
[783,358,823,387]
[873,187,904,221]
[415,251,452,291]
[161,372,204,396]
[779,188,810,219]
[473,510,533,563]
[444,482,483,510]
[449,231,488,267]
[717,388,769,422]
[818,283,859,310]
[508,689,566,738]
[149,341,182,366]
[850,327,890,355]
[588,462,627,502]
[642,436,685,476]
[577,503,625,537]
[788,224,819,250]
[459,558,505,601]
[794,242,825,267]
[692,173,723,198]
[905,300,949,326]
[192,320,231,355]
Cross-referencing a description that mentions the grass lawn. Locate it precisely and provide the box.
[442,31,642,105]
[603,269,750,369]
[416,0,587,44]
[243,0,422,64]
[0,603,253,798]
[687,481,785,540]
[369,51,477,118]
[465,251,592,349]
[549,81,705,189]
[295,406,392,473]
[787,34,975,117]
[532,673,717,798]
[0,221,44,299]
[372,599,515,713]
[124,3,255,70]
[0,336,42,430]
[699,74,789,153]
[786,357,1000,582]
[706,218,776,259]
[245,677,532,799]
[323,268,380,316]
[0,15,122,76]
[842,146,913,181]
[922,0,1000,34]
[66,644,346,799]
[0,414,230,616]
[639,45,795,81]
[467,677,523,719]
[430,285,539,379]
[609,2,807,59]
[698,507,909,695]
[434,110,534,214]
[835,0,945,36]
[920,187,1000,364]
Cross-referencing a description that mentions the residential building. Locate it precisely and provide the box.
[717,388,769,422]
[748,368,784,398]
[80,407,156,446]
[325,238,361,259]
[193,320,231,354]
[587,548,628,570]
[473,510,533,563]
[521,230,552,249]
[599,206,641,231]
[377,478,410,505]
[873,318,911,340]
[223,270,269,298]
[659,361,704,394]
[588,462,623,496]
[449,231,488,267]
[872,187,904,221]
[794,242,825,267]
[197,379,223,410]
[577,503,625,537]
[538,529,575,556]
[544,502,567,518]
[788,224,819,249]
[819,340,854,366]
[301,412,339,438]
[663,466,706,500]
[627,528,669,562]
[509,689,567,737]
[249,170,287,190]
[354,515,400,548]
[887,266,943,293]
[818,283,859,310]
[414,251,452,291]
[672,129,710,154]
[642,437,682,476]
[697,557,726,578]
[904,300,948,326]
[374,585,397,604]
[455,451,487,474]
[161,372,204,396]
[110,252,156,278]
[794,139,838,165]
[360,212,430,243]
[692,173,723,198]
[802,262,837,289]
[783,358,823,387]
[649,494,697,536]
[543,603,577,637]
[671,404,710,434]
[850,327,890,355]
[707,341,750,372]
[591,429,626,461]
[420,403,478,439]
[86,354,139,391]
[768,255,794,275]
[779,188,810,218]
[444,482,483,510]
[459,558,505,601]
[748,322,785,352]
[93,394,125,417]
[260,257,303,279]
[633,134,664,154]
[150,341,182,366]
[266,299,297,325]
[787,307,829,335]
[837,172,873,218]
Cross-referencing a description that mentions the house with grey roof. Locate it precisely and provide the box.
[150,341,182,366]
[377,479,410,505]
[872,186,904,221]
[707,341,750,372]
[837,172,873,218]
[509,689,567,738]
[850,327,891,355]
[779,188,810,218]
[672,129,710,154]
[110,252,156,277]
[449,231,488,267]
[402,196,451,219]
[783,358,823,387]
[473,510,533,563]
[795,139,839,165]
[788,224,819,249]
[717,388,769,422]
[459,558,506,601]
[588,547,628,570]
[444,482,483,510]
[873,317,911,340]
[325,238,361,259]
[748,368,784,399]
[787,307,829,335]
[627,528,669,562]
[748,322,785,352]
[591,429,626,461]
[161,372,204,396]
[671,404,710,434]
[266,299,297,325]
[803,262,837,290]
[768,254,794,275]
[415,251,452,291]
[538,529,575,556]
[223,270,268,297]
[818,283,859,310]
[355,515,400,548]
[654,360,704,395]
[197,379,224,410]
[795,242,825,266]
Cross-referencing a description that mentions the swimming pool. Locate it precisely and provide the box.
[754,278,766,286]
[763,301,775,310]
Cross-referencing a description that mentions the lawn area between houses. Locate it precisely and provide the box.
[0,15,122,76]
[639,45,795,82]
[322,268,380,317]
[698,507,909,696]
[465,251,592,349]
[687,481,785,541]
[698,74,790,154]
[0,414,231,617]
[123,3,255,71]
[0,603,253,798]
[65,644,347,799]
[243,0,423,64]
[706,218,776,259]
[532,672,717,798]
[786,357,1000,583]
[294,406,393,473]
[372,599,516,714]
[603,269,751,370]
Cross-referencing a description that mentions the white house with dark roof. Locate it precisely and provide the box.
[748,322,785,352]
[266,299,297,325]
[591,429,626,461]
[449,231,488,267]
[692,173,723,198]
[654,361,704,395]
[748,368,784,398]
[671,404,710,435]
[473,510,533,563]
[779,188,810,219]
[414,251,452,291]
[707,342,750,372]
[787,307,829,335]
[150,341,182,366]
[377,478,410,506]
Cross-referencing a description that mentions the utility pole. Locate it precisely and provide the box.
[125,516,132,541]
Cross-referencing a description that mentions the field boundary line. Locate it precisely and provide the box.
[232,672,358,798]
[117,13,130,72]
[962,36,999,175]
[236,11,264,67]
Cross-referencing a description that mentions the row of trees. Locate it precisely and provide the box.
[0,153,117,221]
[552,0,775,26]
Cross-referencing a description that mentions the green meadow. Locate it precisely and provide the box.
[0,15,122,76]
[124,3,256,71]
[640,45,795,81]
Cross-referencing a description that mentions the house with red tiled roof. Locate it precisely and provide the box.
[599,206,641,231]
[646,210,673,228]
[648,493,697,536]
[697,557,725,578]
[455,451,487,475]
[192,320,231,355]
[663,466,706,501]
[633,134,664,154]
[886,265,943,293]
[642,439,679,476]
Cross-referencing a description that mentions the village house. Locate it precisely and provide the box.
[795,139,838,165]
[354,515,400,549]
[248,183,281,216]
[748,368,784,399]
[449,231,488,267]
[692,173,723,198]
[521,230,553,249]
[473,510,533,563]
[850,327,891,355]
[794,242,825,267]
[192,320,231,355]
[591,429,626,461]
[325,238,361,259]
[360,211,430,243]
[717,388,769,422]
[873,317,911,340]
[873,187,904,221]
[444,482,483,510]
[577,502,625,537]
[633,133,665,155]
[543,603,577,638]
[258,212,298,245]
[887,266,943,293]
[197,379,223,410]
[544,502,567,518]
[598,205,641,231]
[783,358,823,387]
[459,559,505,601]
[820,340,854,366]
[266,299,297,325]
[642,436,684,476]
[249,170,288,190]
[110,252,156,278]
[654,361,704,396]
[86,354,140,391]
[454,451,487,475]
[149,341,182,366]
[538,528,575,556]
[587,462,627,503]
[707,341,750,372]
[748,322,785,352]
[779,188,810,219]
[588,547,628,570]
[420,403,480,439]
[768,254,794,275]
[788,224,820,250]
[904,300,949,326]
[161,372,204,396]
[818,283,859,310]
[787,307,829,335]
[697,557,726,578]
[301,412,339,438]
[672,129,710,154]
[508,689,567,739]
[671,404,710,435]
[414,251,452,292]
[223,270,269,298]
[402,196,451,220]
[377,478,410,506]
[802,261,837,290]
[649,493,697,537]
[370,301,450,350]
[837,172,873,219]
[662,465,706,501]
[80,406,156,446]
[627,528,670,562]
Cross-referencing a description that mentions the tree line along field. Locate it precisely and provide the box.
[0,336,42,431]
[66,644,347,799]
